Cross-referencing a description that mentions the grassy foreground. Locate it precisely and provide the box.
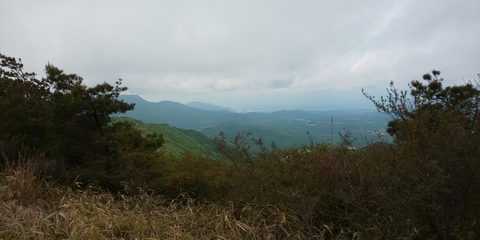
[2,137,479,239]
[0,154,330,239]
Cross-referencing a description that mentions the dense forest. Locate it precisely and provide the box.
[1,53,480,239]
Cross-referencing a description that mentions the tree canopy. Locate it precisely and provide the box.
[1,53,163,188]
[363,71,480,238]
[363,70,480,139]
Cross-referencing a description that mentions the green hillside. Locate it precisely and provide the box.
[118,95,251,129]
[200,121,389,149]
[199,121,314,149]
[118,95,390,147]
[111,117,217,157]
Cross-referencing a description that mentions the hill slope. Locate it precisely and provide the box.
[111,117,217,157]
[119,95,250,129]
[117,95,390,147]
[186,101,234,112]
[199,121,314,149]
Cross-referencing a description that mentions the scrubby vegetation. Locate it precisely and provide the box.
[1,54,479,239]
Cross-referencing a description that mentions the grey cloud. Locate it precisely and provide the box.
[1,0,479,110]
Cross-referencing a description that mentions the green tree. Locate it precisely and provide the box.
[363,70,480,238]
[1,53,158,166]
[1,53,168,190]
[1,55,56,162]
[42,64,135,165]
[80,121,164,191]
[363,70,480,139]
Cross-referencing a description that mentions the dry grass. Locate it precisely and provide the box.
[0,155,332,239]
[1,142,477,239]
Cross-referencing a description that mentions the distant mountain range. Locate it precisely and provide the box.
[186,101,234,112]
[119,95,252,129]
[117,95,391,148]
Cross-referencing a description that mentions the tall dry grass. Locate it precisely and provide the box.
[1,135,478,239]
[0,154,336,239]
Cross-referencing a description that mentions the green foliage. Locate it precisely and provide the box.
[43,65,135,165]
[111,117,216,157]
[213,131,253,165]
[202,121,314,150]
[0,53,165,191]
[363,70,480,238]
[105,121,164,152]
[0,55,53,157]
[363,70,480,139]
[1,53,135,164]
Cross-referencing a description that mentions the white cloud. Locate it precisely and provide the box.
[350,50,395,75]
[367,1,410,38]
[1,0,479,110]
[213,78,243,92]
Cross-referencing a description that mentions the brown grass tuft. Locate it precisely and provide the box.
[0,156,330,239]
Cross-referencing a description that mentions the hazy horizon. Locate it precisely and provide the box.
[121,93,379,113]
[1,1,479,112]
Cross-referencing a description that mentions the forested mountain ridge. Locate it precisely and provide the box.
[186,101,234,112]
[119,94,390,147]
[119,95,251,129]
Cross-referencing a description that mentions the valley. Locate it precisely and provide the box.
[117,95,392,155]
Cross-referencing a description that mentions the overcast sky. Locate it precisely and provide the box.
[1,1,479,111]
